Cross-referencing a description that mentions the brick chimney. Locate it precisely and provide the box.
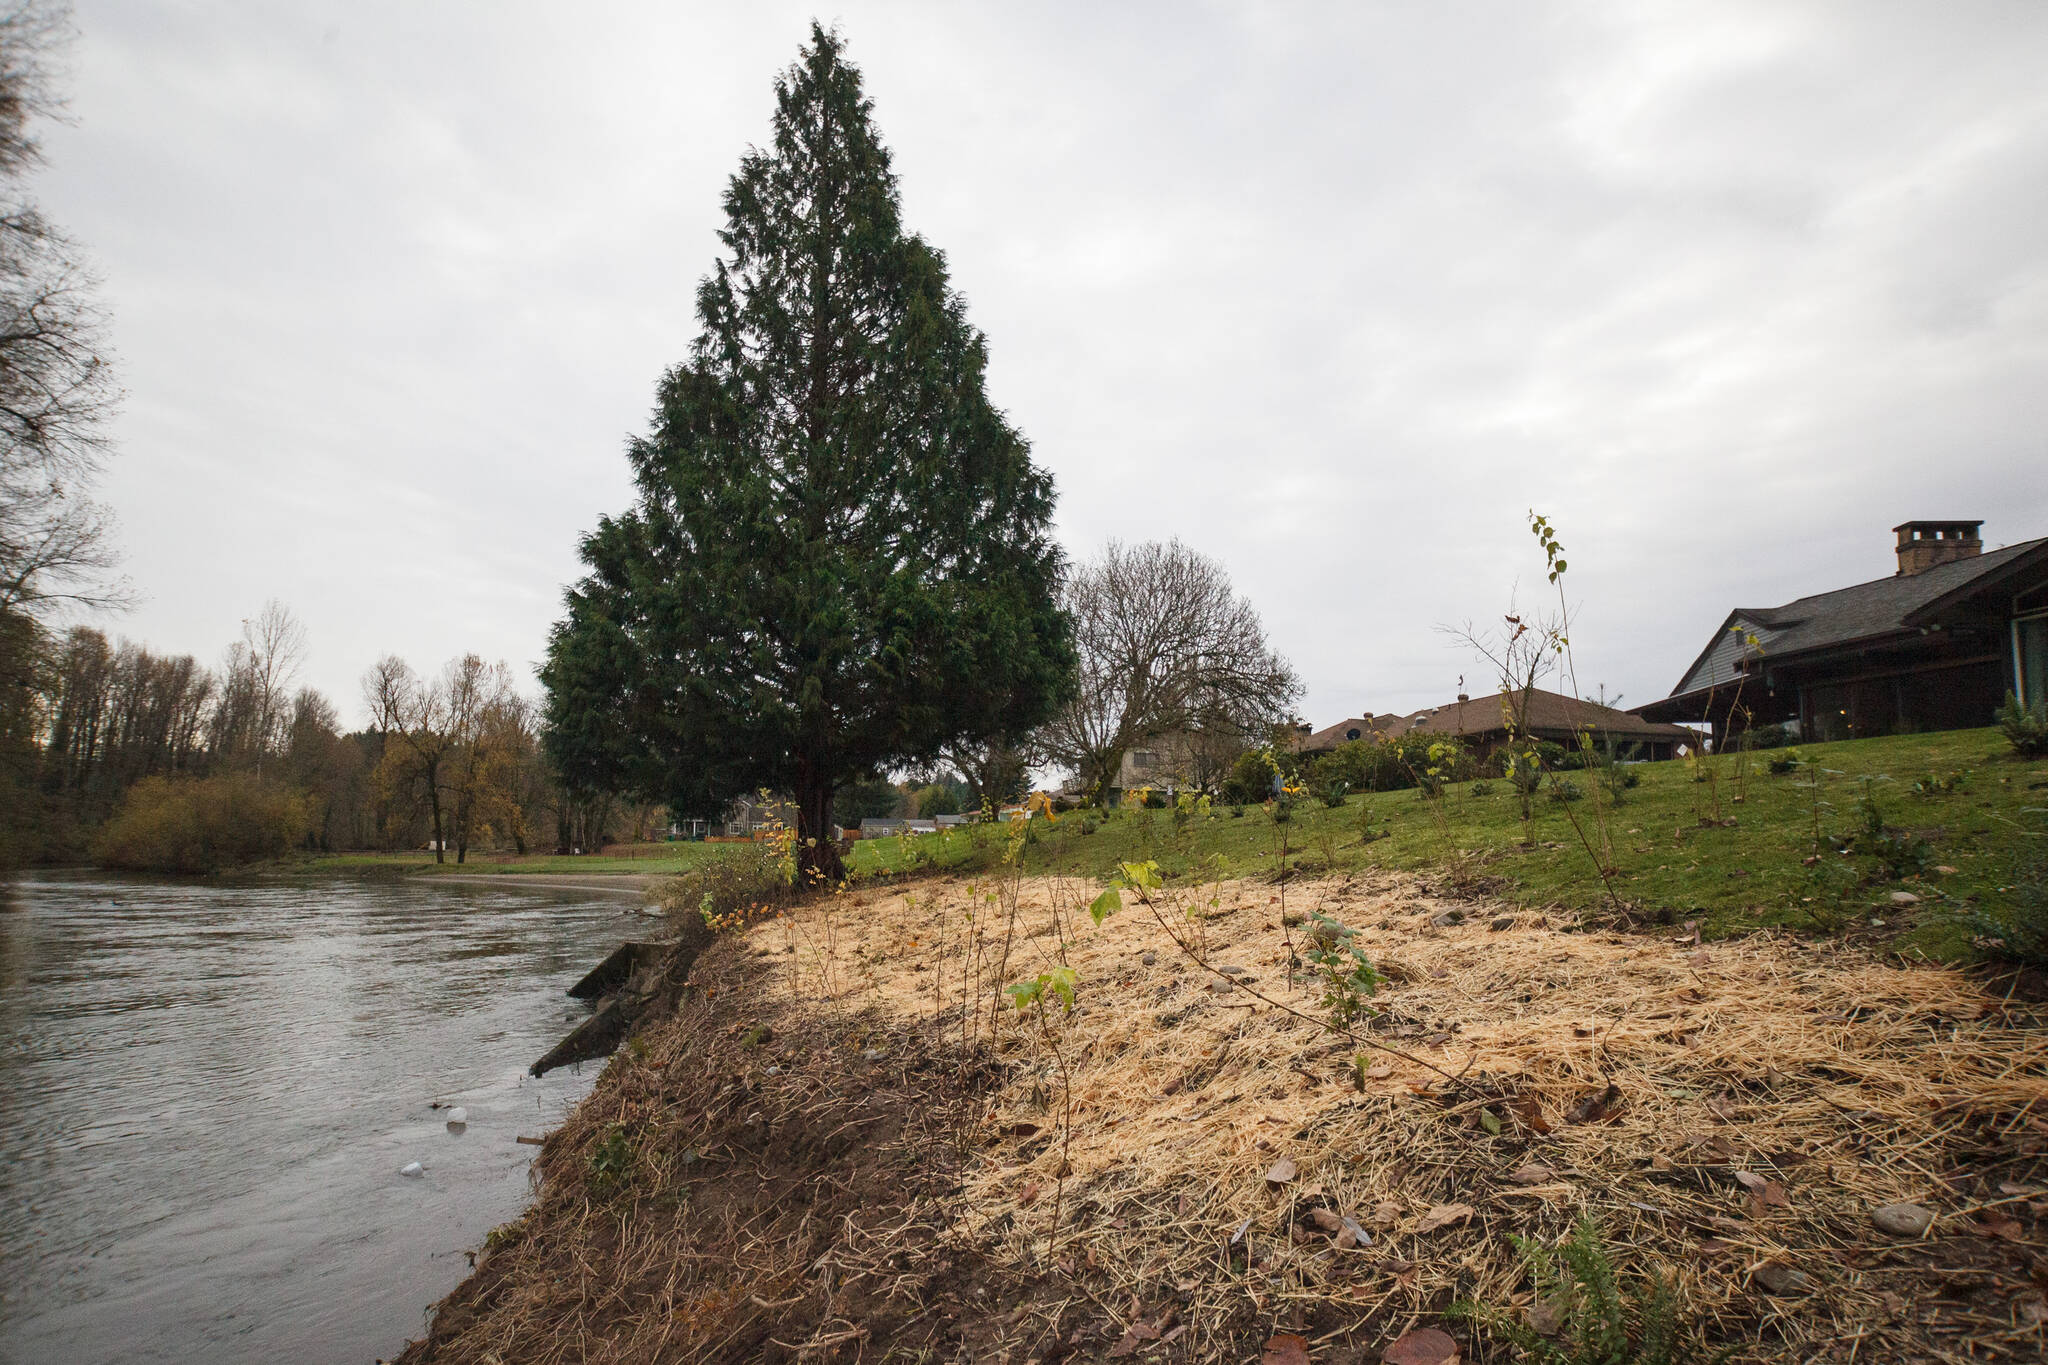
[1894,520,1982,576]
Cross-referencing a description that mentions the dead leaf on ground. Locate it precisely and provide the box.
[1261,1331,1311,1365]
[2016,1291,2048,1328]
[1703,1094,1741,1123]
[1566,1083,1622,1124]
[1977,1210,2025,1242]
[1382,1326,1461,1364]
[1017,1182,1041,1206]
[1525,1295,1567,1336]
[1371,1199,1403,1224]
[1511,1094,1552,1134]
[1366,1063,1394,1080]
[1109,1321,1163,1358]
[1415,1201,1476,1234]
[1266,1156,1299,1186]
[1506,1163,1556,1185]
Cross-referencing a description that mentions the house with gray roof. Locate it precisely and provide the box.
[1634,520,2048,744]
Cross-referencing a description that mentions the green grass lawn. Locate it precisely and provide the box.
[854,727,2047,954]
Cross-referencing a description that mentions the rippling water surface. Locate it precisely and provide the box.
[0,872,649,1365]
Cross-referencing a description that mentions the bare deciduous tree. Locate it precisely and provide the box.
[0,2,123,619]
[1037,539,1300,805]
[363,654,453,862]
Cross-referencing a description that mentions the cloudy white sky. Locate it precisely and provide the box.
[34,0,2048,730]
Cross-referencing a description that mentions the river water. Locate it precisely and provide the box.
[0,871,651,1365]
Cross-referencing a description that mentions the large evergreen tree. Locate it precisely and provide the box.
[542,25,1073,880]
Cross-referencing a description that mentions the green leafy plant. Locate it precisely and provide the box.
[1843,782,1930,881]
[1996,691,2048,758]
[1767,749,1801,776]
[1005,964,1078,1013]
[1910,770,1966,798]
[1547,776,1584,804]
[1469,780,1494,798]
[1304,912,1383,1029]
[1450,1215,1731,1364]
[1951,824,2048,968]
[587,1124,637,1193]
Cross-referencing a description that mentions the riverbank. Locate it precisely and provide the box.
[396,870,2048,1363]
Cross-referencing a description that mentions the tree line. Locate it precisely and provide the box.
[1,599,646,871]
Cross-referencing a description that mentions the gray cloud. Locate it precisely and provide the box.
[38,0,2048,728]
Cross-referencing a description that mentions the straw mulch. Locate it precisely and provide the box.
[402,870,2048,1364]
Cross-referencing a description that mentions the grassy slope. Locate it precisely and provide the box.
[856,727,2046,953]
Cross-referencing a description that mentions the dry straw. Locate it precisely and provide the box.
[405,870,2046,1364]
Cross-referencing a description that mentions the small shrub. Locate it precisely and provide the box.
[1221,750,1278,805]
[1317,779,1349,808]
[1304,913,1382,1029]
[1736,722,1794,751]
[586,1124,637,1193]
[1547,776,1584,803]
[92,772,311,873]
[1842,783,1929,881]
[1450,1214,1730,1364]
[1469,780,1493,797]
[1910,770,1965,798]
[1142,789,1168,810]
[1953,838,2048,968]
[1767,749,1801,776]
[1996,691,2048,758]
[1229,804,1246,819]
[658,838,795,929]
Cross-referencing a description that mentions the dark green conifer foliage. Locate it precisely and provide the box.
[542,25,1073,880]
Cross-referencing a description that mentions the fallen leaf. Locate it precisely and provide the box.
[1415,1202,1476,1234]
[1372,1199,1403,1224]
[2000,1181,2040,1197]
[1261,1331,1311,1365]
[1565,1083,1622,1124]
[1977,1210,2025,1242]
[1309,1207,1344,1234]
[1017,1182,1041,1206]
[1525,1295,1566,1336]
[1266,1156,1299,1186]
[1506,1163,1556,1185]
[1510,1094,1552,1134]
[1230,1216,1253,1245]
[1382,1326,1460,1364]
[1109,1321,1163,1358]
[2016,1291,2048,1328]
[1366,1063,1394,1080]
[1703,1094,1740,1123]
[1749,1180,1789,1216]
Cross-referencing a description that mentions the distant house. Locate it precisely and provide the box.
[1291,714,1404,756]
[1400,689,1697,761]
[1115,729,1246,795]
[723,794,797,838]
[1634,520,2048,744]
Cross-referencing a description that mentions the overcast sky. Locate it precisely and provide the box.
[34,0,2048,731]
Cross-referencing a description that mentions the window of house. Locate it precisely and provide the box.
[1132,751,1155,769]
[1345,727,1361,741]
[2019,613,2048,709]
